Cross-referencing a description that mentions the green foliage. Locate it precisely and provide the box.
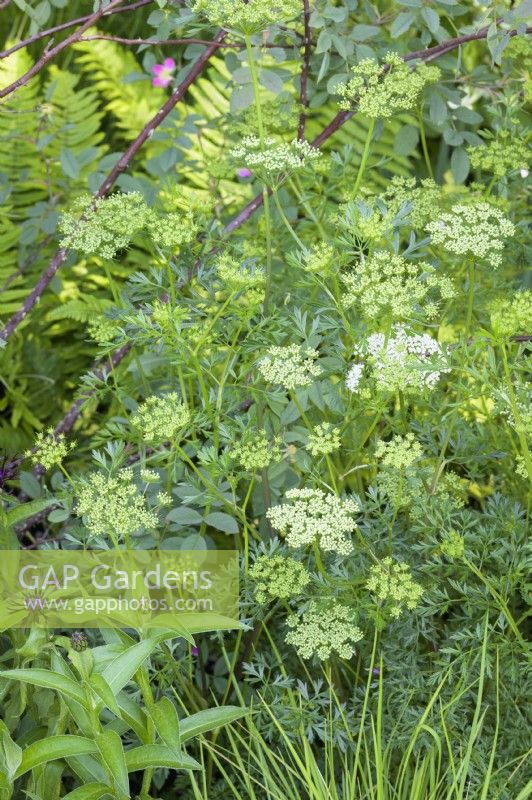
[1,2,531,799]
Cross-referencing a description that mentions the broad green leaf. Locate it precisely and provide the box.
[125,745,200,773]
[451,146,470,184]
[15,736,98,777]
[148,697,181,753]
[394,124,419,156]
[204,512,239,534]
[62,784,112,800]
[180,706,248,742]
[95,731,129,799]
[0,669,86,705]
[60,147,80,179]
[89,674,122,718]
[6,498,55,527]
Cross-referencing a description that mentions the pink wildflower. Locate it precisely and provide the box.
[237,168,252,179]
[151,58,176,88]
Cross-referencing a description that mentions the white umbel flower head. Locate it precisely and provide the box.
[267,488,359,554]
[230,136,321,186]
[426,203,515,267]
[286,600,363,660]
[258,344,321,390]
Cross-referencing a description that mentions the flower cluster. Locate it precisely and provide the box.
[215,253,265,302]
[75,468,158,540]
[231,429,282,471]
[382,177,443,228]
[25,429,74,471]
[251,554,310,604]
[426,203,515,267]
[375,433,423,471]
[286,601,363,660]
[300,243,337,275]
[60,192,198,258]
[145,209,198,250]
[440,529,465,559]
[335,53,440,117]
[192,0,300,34]
[347,328,448,395]
[87,316,119,345]
[489,291,532,338]
[341,251,454,322]
[366,558,423,619]
[230,136,321,186]
[468,133,528,178]
[306,423,341,457]
[258,344,321,390]
[59,192,149,259]
[374,434,423,507]
[267,488,359,554]
[131,394,191,443]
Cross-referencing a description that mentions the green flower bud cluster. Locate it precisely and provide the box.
[426,203,515,267]
[375,433,424,507]
[231,429,283,470]
[341,250,454,322]
[192,0,300,34]
[382,177,444,228]
[87,316,119,345]
[215,253,265,295]
[366,557,423,619]
[59,192,198,259]
[440,529,465,559]
[306,423,341,457]
[59,192,149,259]
[131,393,191,443]
[75,468,158,540]
[298,243,337,275]
[230,136,321,186]
[258,344,321,389]
[335,53,440,118]
[250,554,310,604]
[267,488,359,555]
[286,600,363,660]
[489,291,532,338]
[26,428,74,471]
[468,133,529,178]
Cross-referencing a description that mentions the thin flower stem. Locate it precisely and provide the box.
[244,34,274,310]
[418,108,434,179]
[466,259,475,336]
[499,342,532,485]
[353,118,376,197]
[272,188,305,250]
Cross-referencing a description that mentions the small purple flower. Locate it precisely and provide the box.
[372,667,380,676]
[151,58,176,88]
[191,646,199,656]
[237,168,252,179]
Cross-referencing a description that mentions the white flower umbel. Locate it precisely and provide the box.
[267,488,359,555]
[258,344,321,390]
[286,600,363,660]
[426,203,515,267]
[230,136,321,186]
[350,327,448,394]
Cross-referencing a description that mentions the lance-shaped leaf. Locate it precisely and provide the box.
[147,697,181,754]
[0,669,86,706]
[15,736,98,778]
[95,731,129,800]
[89,674,122,718]
[180,706,248,742]
[125,745,200,773]
[62,784,113,800]
[0,720,22,785]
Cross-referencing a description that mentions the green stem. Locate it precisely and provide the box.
[272,188,305,249]
[353,118,376,197]
[499,342,532,485]
[418,108,434,180]
[245,34,273,310]
[466,259,475,336]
